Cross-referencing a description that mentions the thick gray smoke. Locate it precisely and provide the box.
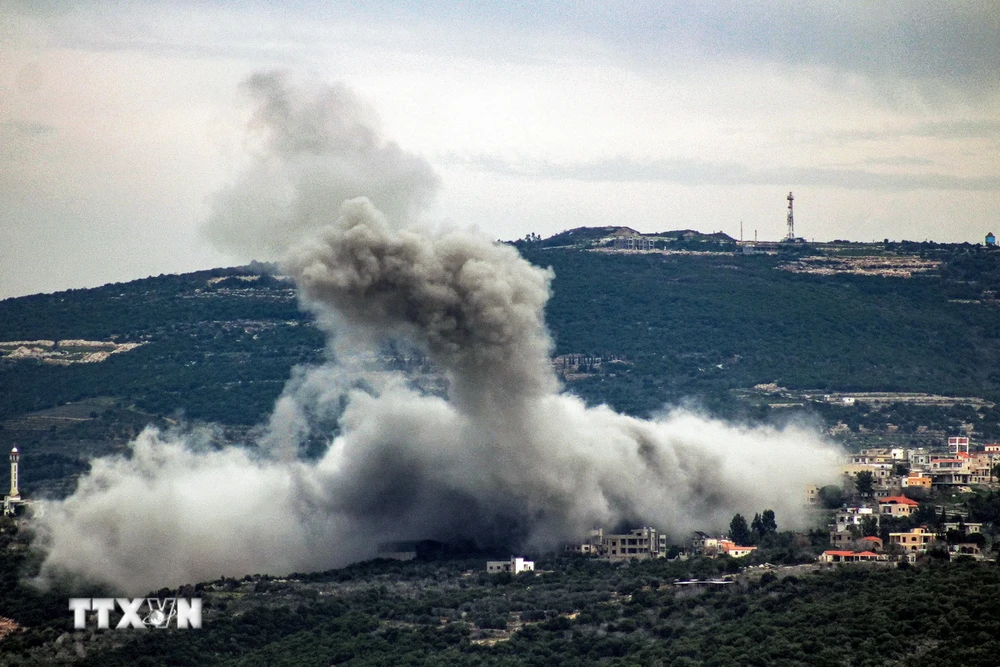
[36,199,841,594]
[202,71,439,260]
[34,75,843,595]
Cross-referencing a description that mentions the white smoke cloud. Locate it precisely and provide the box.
[202,71,439,261]
[33,75,843,595]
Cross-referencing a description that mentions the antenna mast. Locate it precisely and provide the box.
[786,191,795,241]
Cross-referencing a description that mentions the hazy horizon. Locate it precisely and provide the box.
[2,2,998,300]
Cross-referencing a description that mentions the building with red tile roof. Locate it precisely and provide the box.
[819,550,886,563]
[879,495,919,517]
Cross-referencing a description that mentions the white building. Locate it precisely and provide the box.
[486,556,534,574]
[948,436,970,455]
[833,506,878,530]
[829,506,880,549]
[689,533,756,558]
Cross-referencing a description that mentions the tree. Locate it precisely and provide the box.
[751,509,778,543]
[860,515,880,537]
[946,529,966,545]
[855,471,875,498]
[965,532,986,548]
[729,514,752,546]
[818,485,845,509]
[761,509,777,534]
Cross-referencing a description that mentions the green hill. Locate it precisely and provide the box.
[524,245,1000,415]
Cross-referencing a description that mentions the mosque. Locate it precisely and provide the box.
[3,447,25,517]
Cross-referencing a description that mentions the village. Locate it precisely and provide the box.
[487,435,1000,576]
[6,432,1000,575]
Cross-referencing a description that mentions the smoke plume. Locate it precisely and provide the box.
[34,75,842,595]
[202,71,439,260]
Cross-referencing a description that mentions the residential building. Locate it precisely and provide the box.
[829,531,856,549]
[858,536,883,552]
[613,235,656,251]
[689,533,755,558]
[842,462,895,485]
[948,436,970,455]
[603,527,668,560]
[949,544,984,559]
[568,526,668,560]
[943,522,983,535]
[828,506,879,548]
[969,455,996,484]
[833,505,878,529]
[908,448,933,470]
[902,472,932,489]
[564,528,604,555]
[889,526,936,553]
[878,495,919,517]
[486,556,534,574]
[928,457,973,486]
[850,449,893,466]
[690,531,719,554]
[819,550,886,564]
[717,540,756,558]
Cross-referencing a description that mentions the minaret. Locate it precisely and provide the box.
[9,447,20,499]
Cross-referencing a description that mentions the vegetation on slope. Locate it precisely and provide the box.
[3,544,999,667]
[524,245,1000,418]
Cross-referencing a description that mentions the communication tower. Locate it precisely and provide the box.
[786,191,795,241]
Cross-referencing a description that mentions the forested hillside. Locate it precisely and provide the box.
[2,536,999,667]
[524,245,1000,418]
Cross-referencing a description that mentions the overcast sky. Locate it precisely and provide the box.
[1,1,998,299]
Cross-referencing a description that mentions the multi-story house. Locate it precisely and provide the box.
[568,527,668,560]
[878,495,919,517]
[889,526,936,553]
